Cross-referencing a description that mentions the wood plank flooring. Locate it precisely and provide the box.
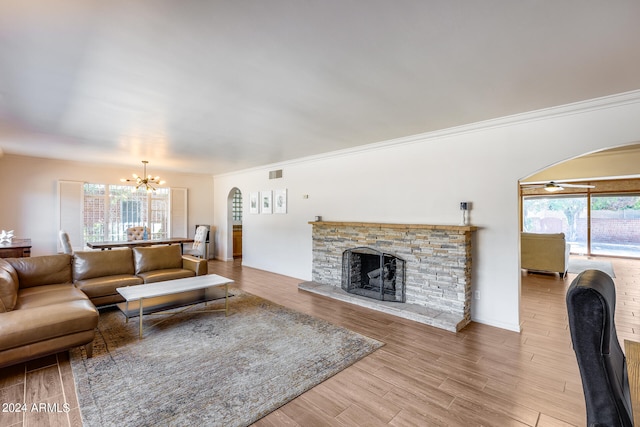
[1,256,639,426]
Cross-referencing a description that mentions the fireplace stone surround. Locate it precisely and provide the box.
[299,221,477,332]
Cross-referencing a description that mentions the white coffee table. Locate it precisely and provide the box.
[116,274,234,338]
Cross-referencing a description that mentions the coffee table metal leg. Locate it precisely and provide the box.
[224,283,228,316]
[139,298,144,338]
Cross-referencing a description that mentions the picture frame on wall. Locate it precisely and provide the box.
[249,192,260,214]
[261,190,273,214]
[274,189,287,214]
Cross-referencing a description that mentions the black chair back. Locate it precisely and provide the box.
[566,269,633,427]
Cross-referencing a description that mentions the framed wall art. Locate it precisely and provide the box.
[261,190,272,214]
[274,189,287,214]
[249,192,260,214]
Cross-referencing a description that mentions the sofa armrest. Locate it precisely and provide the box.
[182,256,208,276]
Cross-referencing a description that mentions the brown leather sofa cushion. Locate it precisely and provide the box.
[137,268,195,284]
[6,255,72,289]
[133,245,183,275]
[0,260,19,312]
[75,274,143,299]
[73,248,135,281]
[16,284,91,310]
[0,298,98,352]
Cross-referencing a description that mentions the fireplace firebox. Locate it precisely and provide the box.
[341,247,405,302]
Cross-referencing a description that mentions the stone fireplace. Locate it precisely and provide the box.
[299,221,477,332]
[341,247,405,302]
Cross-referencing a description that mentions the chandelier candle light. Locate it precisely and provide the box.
[121,161,166,192]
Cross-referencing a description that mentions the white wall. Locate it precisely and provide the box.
[213,90,640,332]
[0,155,215,256]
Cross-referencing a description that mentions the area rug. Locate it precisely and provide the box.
[567,258,616,278]
[70,290,383,427]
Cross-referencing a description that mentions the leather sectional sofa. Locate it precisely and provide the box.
[0,244,208,368]
[73,245,208,306]
[0,254,99,368]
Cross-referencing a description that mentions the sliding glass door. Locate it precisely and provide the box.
[591,194,640,257]
[523,193,640,258]
[522,195,588,254]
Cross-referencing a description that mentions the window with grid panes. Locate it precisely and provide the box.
[83,184,106,243]
[83,184,170,243]
[150,190,170,239]
[232,189,243,222]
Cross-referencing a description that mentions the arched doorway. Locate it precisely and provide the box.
[519,143,640,258]
[227,187,243,259]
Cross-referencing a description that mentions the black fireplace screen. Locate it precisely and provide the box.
[341,247,405,302]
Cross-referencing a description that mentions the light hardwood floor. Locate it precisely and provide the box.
[2,257,639,427]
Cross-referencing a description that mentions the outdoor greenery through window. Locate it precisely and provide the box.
[84,184,170,243]
[523,193,640,257]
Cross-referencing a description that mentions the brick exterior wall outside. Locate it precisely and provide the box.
[310,222,475,324]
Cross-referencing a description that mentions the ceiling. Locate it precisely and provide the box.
[1,1,640,175]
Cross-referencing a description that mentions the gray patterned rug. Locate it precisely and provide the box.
[70,290,383,427]
[567,258,616,278]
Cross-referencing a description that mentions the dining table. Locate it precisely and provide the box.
[86,237,194,252]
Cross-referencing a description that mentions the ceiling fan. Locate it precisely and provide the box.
[521,181,595,192]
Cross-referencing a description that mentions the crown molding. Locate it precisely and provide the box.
[214,89,640,179]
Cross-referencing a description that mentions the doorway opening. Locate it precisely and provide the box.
[520,143,640,259]
[230,188,243,259]
[522,190,640,258]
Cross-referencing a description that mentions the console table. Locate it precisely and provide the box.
[0,239,32,258]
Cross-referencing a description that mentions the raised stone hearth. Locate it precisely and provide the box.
[300,221,477,332]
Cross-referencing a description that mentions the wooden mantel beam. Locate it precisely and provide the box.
[308,221,478,232]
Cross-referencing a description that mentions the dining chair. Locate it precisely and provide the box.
[59,230,73,254]
[184,225,208,258]
[126,226,150,241]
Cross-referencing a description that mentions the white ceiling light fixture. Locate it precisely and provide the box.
[120,160,166,192]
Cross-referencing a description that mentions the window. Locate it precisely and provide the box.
[83,184,170,243]
[522,195,588,253]
[83,184,106,243]
[523,191,640,258]
[591,194,640,257]
[232,189,243,222]
[149,190,170,239]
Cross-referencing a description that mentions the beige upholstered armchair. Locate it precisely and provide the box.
[126,226,150,241]
[521,232,571,277]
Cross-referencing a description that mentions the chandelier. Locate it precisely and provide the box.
[121,160,165,192]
